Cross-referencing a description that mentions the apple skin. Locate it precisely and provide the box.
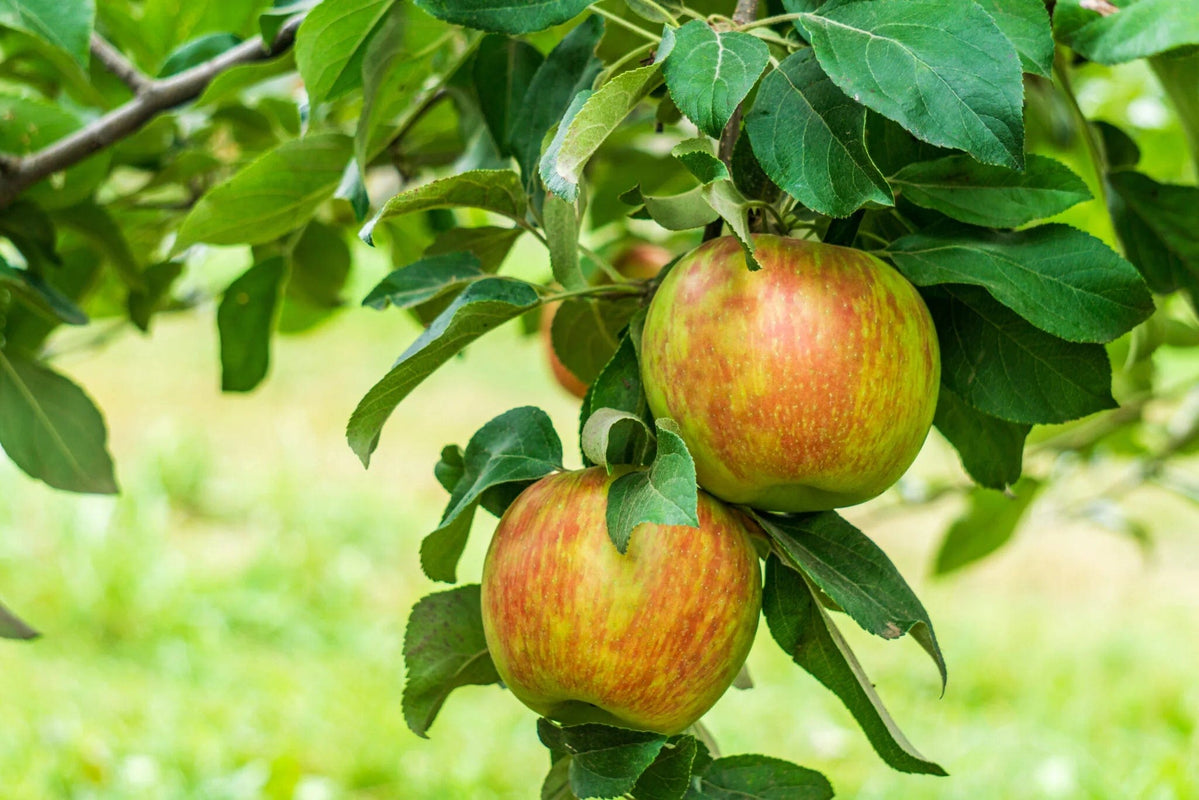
[640,235,940,512]
[480,467,762,735]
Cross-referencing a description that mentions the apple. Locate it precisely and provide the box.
[543,242,673,398]
[640,235,940,512]
[480,467,762,735]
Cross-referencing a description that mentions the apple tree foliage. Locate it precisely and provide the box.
[2,0,1198,793]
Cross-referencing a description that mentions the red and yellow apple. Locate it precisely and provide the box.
[480,467,762,735]
[640,235,940,512]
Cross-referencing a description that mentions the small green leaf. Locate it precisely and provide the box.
[402,585,501,737]
[700,181,762,270]
[295,0,396,105]
[691,754,834,800]
[631,185,720,231]
[671,138,730,185]
[799,0,1025,169]
[361,252,485,311]
[362,170,528,244]
[746,49,893,218]
[1053,0,1199,64]
[755,510,947,691]
[537,720,667,800]
[217,257,286,393]
[888,223,1153,343]
[632,736,698,800]
[413,0,593,33]
[662,20,770,139]
[605,418,699,554]
[0,0,93,65]
[891,154,1091,228]
[1093,120,1141,170]
[260,0,319,44]
[175,135,353,251]
[972,0,1053,76]
[934,387,1029,490]
[581,407,654,471]
[0,600,39,640]
[0,351,117,494]
[347,277,541,466]
[159,32,241,77]
[1108,171,1199,297]
[580,332,653,468]
[421,406,563,582]
[933,479,1043,574]
[550,297,639,387]
[762,556,946,775]
[475,34,545,157]
[923,285,1116,425]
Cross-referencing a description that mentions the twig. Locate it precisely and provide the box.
[0,15,305,209]
[89,33,152,94]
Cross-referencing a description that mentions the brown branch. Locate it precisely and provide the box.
[89,33,152,94]
[0,15,305,209]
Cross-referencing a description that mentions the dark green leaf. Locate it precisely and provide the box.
[799,0,1025,168]
[0,259,86,326]
[605,418,699,554]
[864,111,952,178]
[0,600,39,640]
[0,0,93,65]
[745,49,892,218]
[295,0,396,105]
[127,261,184,333]
[362,252,485,310]
[933,479,1043,574]
[923,285,1116,424]
[1053,0,1199,64]
[421,406,562,582]
[888,223,1152,343]
[934,387,1029,490]
[217,257,286,393]
[972,0,1053,76]
[755,511,947,691]
[762,556,946,775]
[475,34,544,157]
[159,32,241,77]
[633,736,698,800]
[0,351,117,494]
[413,0,593,34]
[52,200,143,291]
[690,754,834,800]
[672,138,730,185]
[347,277,541,466]
[362,170,528,244]
[424,226,523,272]
[1108,171,1199,296]
[175,134,353,250]
[551,297,638,387]
[402,585,501,737]
[891,154,1091,228]
[542,758,577,800]
[544,195,585,290]
[662,20,770,139]
[288,220,351,310]
[537,720,668,800]
[1093,120,1141,170]
[580,331,652,467]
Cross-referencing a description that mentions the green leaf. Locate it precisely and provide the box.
[934,387,1029,490]
[624,0,682,24]
[1093,120,1141,170]
[0,351,117,494]
[508,16,604,194]
[581,407,654,471]
[294,0,396,105]
[1053,0,1199,64]
[933,479,1043,574]
[632,736,697,800]
[0,259,87,327]
[755,511,947,691]
[287,220,351,310]
[53,201,143,291]
[0,600,38,640]
[475,34,544,158]
[923,285,1116,425]
[671,138,729,185]
[175,134,353,250]
[0,95,109,210]
[864,111,952,178]
[260,0,319,44]
[550,297,638,387]
[745,49,892,218]
[762,556,946,775]
[799,0,1025,169]
[127,261,184,333]
[217,257,286,393]
[631,185,720,231]
[700,181,762,270]
[362,170,528,244]
[362,252,485,310]
[412,0,593,34]
[537,720,667,800]
[159,32,241,77]
[544,64,663,201]
[887,223,1152,343]
[1107,171,1199,297]
[580,332,652,467]
[0,0,94,65]
[424,226,523,272]
[605,418,699,554]
[420,406,562,582]
[891,154,1091,228]
[542,758,577,800]
[544,195,585,290]
[690,754,834,800]
[662,20,769,139]
[347,277,541,466]
[402,585,501,737]
[972,0,1053,76]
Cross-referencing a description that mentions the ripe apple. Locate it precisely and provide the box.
[543,242,673,398]
[480,467,762,735]
[640,235,940,512]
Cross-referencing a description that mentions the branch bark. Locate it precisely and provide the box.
[89,33,152,94]
[0,16,305,209]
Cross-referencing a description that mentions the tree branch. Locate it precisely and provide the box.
[90,33,152,94]
[0,16,305,209]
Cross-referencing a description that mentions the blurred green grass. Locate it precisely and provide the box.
[1,300,1197,799]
